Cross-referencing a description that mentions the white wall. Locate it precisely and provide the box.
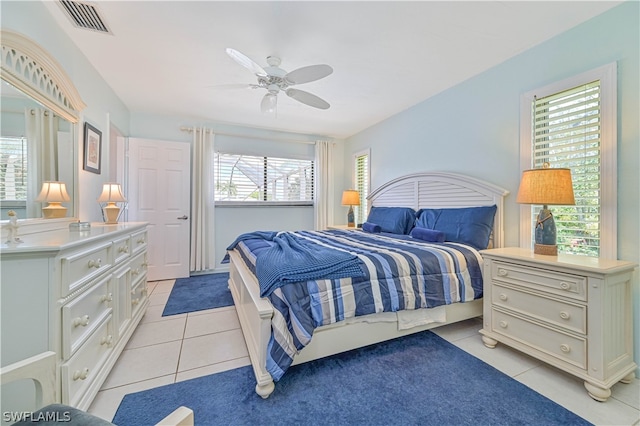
[343,1,640,371]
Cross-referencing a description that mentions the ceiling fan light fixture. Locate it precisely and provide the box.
[261,92,278,115]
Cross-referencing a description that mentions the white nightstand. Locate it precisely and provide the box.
[479,247,637,402]
[326,225,361,230]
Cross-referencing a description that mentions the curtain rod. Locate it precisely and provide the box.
[179,126,318,145]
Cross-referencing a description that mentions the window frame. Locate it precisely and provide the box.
[213,151,315,207]
[519,62,617,259]
[353,148,371,225]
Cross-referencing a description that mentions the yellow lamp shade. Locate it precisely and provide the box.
[516,167,575,206]
[97,183,127,224]
[341,190,360,206]
[36,181,71,219]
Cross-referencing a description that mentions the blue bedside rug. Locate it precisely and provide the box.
[162,273,233,316]
[113,330,592,426]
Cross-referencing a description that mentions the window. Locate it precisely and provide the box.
[214,152,314,204]
[354,149,370,225]
[0,136,28,202]
[520,63,617,258]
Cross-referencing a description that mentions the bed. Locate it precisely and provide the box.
[227,171,509,398]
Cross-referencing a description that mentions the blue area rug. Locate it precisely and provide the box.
[113,331,590,426]
[162,273,233,316]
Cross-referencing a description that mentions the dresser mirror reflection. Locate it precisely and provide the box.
[0,29,85,232]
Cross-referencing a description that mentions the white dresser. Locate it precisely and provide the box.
[480,247,637,401]
[0,222,149,410]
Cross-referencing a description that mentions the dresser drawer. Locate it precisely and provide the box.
[61,314,113,406]
[131,278,148,319]
[61,241,113,295]
[131,229,148,256]
[492,284,586,334]
[130,251,148,287]
[113,235,131,265]
[491,261,586,301]
[61,274,113,359]
[491,308,586,369]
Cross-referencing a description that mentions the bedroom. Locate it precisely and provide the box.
[0,1,638,425]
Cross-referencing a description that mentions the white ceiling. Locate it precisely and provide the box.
[43,1,621,139]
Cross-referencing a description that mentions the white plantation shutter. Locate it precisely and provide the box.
[530,81,602,256]
[214,152,314,202]
[0,136,28,201]
[354,151,369,225]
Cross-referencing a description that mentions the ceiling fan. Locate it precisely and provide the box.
[224,48,333,114]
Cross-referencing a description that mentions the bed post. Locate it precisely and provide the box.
[227,250,276,398]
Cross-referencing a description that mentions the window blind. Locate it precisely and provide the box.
[355,153,369,225]
[0,136,28,201]
[214,152,314,202]
[531,80,601,256]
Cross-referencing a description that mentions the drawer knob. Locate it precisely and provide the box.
[559,311,571,320]
[137,238,145,244]
[132,298,139,305]
[497,268,508,277]
[100,293,113,303]
[499,320,508,328]
[132,268,140,276]
[118,246,129,253]
[100,335,113,346]
[499,293,508,301]
[72,368,89,381]
[560,344,571,353]
[72,315,90,327]
[88,258,102,269]
[560,281,570,290]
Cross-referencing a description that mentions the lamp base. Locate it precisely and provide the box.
[103,202,121,224]
[534,243,558,256]
[347,206,355,228]
[42,202,67,219]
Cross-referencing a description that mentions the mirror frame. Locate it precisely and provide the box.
[1,29,86,234]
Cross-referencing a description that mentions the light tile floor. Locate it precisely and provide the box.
[89,279,640,426]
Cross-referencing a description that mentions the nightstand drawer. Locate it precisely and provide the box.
[492,284,586,334]
[491,261,586,301]
[491,309,586,369]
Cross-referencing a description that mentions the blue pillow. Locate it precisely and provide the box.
[366,207,416,235]
[362,222,381,233]
[410,227,445,243]
[415,205,497,250]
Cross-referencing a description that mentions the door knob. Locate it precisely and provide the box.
[177,215,188,220]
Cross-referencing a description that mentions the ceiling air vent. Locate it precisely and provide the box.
[58,0,112,34]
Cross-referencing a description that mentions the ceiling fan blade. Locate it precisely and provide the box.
[285,64,333,85]
[225,48,268,77]
[285,88,330,110]
[208,83,259,90]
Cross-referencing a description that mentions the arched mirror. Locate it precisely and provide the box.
[0,29,85,225]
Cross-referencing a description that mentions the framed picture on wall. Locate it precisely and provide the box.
[83,122,102,174]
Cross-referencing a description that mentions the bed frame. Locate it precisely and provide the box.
[228,172,509,398]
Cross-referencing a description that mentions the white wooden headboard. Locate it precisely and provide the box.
[367,172,509,248]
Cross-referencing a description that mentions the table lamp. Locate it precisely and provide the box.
[516,163,575,255]
[97,183,127,224]
[341,189,360,227]
[36,181,71,218]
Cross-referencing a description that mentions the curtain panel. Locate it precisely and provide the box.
[190,127,216,272]
[314,140,333,230]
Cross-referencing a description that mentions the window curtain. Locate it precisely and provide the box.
[25,108,57,217]
[314,140,333,230]
[190,126,215,272]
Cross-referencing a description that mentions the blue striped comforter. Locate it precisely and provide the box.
[230,230,484,381]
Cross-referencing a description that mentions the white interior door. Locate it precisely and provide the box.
[127,138,191,281]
